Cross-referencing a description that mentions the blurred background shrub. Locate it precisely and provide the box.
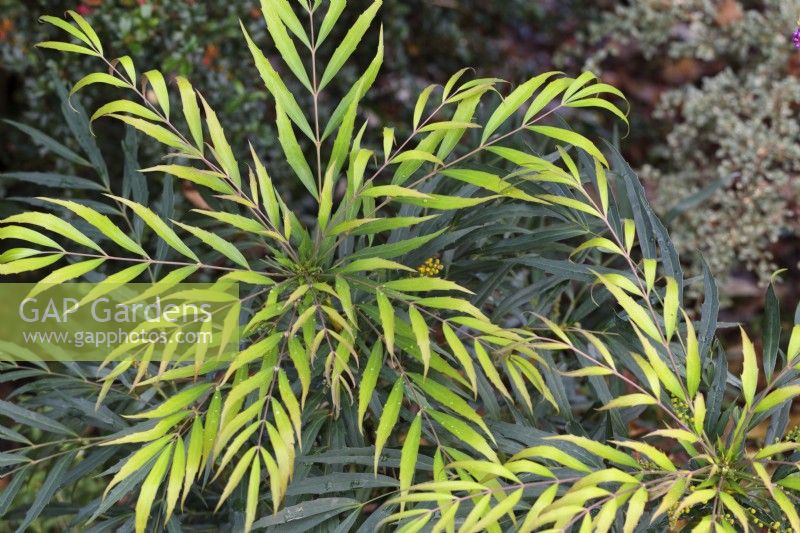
[567,0,800,296]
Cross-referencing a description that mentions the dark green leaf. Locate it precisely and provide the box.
[763,283,780,381]
[3,120,91,167]
[0,399,76,436]
[251,498,359,529]
[0,172,104,191]
[15,451,77,532]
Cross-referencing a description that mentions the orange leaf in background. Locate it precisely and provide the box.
[662,57,702,85]
[715,0,743,28]
[181,181,211,211]
[203,44,219,67]
[0,19,13,42]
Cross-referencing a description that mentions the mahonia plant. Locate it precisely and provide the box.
[1,2,800,532]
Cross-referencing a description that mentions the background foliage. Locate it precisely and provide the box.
[567,0,800,291]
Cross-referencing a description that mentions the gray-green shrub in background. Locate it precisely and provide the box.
[574,0,800,285]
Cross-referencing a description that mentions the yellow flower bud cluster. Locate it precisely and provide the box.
[417,257,443,277]
[670,396,691,424]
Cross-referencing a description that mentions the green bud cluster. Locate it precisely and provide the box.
[783,424,800,443]
[635,457,658,471]
[747,507,790,532]
[668,503,691,529]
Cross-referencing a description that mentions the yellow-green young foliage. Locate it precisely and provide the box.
[0,2,799,533]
